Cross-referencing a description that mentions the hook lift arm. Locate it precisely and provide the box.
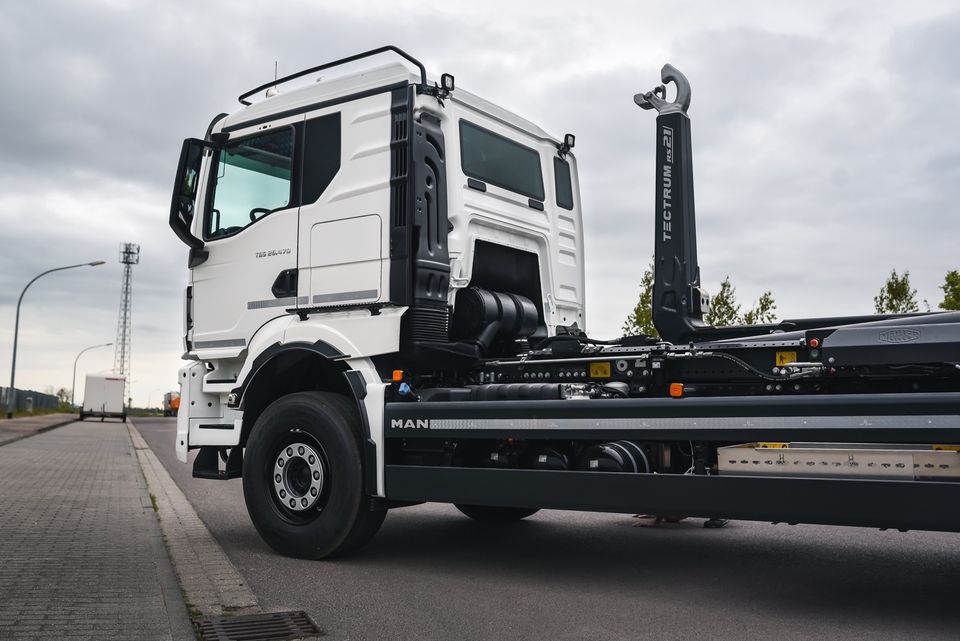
[634,65,709,343]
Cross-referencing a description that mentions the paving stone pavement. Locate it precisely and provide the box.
[0,413,77,446]
[0,420,194,640]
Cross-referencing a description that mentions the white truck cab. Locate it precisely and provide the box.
[170,47,585,557]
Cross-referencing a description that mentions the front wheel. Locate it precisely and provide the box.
[456,504,540,522]
[242,391,386,559]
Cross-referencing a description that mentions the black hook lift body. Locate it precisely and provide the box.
[637,65,949,344]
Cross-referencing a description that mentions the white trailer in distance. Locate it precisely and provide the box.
[80,374,126,422]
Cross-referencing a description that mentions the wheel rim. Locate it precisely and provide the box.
[271,436,326,514]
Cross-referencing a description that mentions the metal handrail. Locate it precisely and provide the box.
[238,45,428,105]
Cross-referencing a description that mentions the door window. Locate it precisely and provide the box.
[206,127,295,239]
[301,113,341,205]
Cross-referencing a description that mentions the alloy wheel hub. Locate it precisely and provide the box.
[273,442,324,512]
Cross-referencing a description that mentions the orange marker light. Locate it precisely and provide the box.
[392,370,404,382]
[669,383,684,398]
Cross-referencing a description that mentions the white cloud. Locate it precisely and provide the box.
[1,1,958,404]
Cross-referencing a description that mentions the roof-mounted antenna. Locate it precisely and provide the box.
[265,61,280,98]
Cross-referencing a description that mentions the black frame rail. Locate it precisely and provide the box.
[238,45,428,105]
[384,392,960,532]
[386,466,960,532]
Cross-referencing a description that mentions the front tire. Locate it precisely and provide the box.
[455,504,540,522]
[242,391,385,559]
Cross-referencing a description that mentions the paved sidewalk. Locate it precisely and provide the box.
[0,413,77,446]
[0,420,194,640]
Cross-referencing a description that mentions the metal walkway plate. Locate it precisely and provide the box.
[196,611,320,641]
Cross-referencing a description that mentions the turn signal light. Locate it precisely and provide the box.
[669,383,684,398]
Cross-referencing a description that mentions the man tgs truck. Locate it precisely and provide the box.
[169,46,960,558]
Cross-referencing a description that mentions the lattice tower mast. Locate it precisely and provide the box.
[113,242,140,405]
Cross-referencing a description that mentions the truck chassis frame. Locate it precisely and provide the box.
[384,392,960,532]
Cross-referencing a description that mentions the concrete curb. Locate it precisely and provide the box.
[127,421,260,619]
[125,423,198,641]
[0,414,78,447]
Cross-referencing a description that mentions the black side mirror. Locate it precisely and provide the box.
[169,138,211,253]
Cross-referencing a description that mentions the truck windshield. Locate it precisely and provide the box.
[460,120,544,201]
[206,127,294,239]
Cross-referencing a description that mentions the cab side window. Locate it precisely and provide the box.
[460,120,545,201]
[206,127,295,239]
[554,157,574,210]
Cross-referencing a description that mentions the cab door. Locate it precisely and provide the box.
[190,115,303,353]
[297,93,391,310]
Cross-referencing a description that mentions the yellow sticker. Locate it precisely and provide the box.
[757,442,790,449]
[775,351,798,366]
[933,445,960,451]
[589,362,611,378]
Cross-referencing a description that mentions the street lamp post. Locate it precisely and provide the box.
[6,261,106,419]
[71,342,113,407]
[146,388,162,414]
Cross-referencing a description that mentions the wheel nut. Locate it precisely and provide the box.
[308,455,315,464]
[310,487,317,496]
[275,474,281,483]
[280,490,286,498]
[298,446,305,455]
[301,498,308,507]
[289,498,296,508]
[278,458,284,467]
[286,447,293,456]
[313,471,320,480]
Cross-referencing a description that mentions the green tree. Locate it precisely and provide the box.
[622,260,658,338]
[704,276,741,327]
[874,269,919,314]
[742,291,778,325]
[939,270,960,311]
[624,269,777,333]
[55,388,69,404]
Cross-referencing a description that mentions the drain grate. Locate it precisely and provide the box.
[196,611,321,641]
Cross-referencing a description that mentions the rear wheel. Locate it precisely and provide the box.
[242,391,386,559]
[455,504,540,522]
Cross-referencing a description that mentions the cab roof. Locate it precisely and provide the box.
[218,60,559,143]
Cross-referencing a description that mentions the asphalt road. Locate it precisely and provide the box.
[134,416,960,641]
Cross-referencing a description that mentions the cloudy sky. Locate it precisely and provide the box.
[1,0,958,407]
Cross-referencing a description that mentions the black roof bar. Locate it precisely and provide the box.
[238,45,428,105]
